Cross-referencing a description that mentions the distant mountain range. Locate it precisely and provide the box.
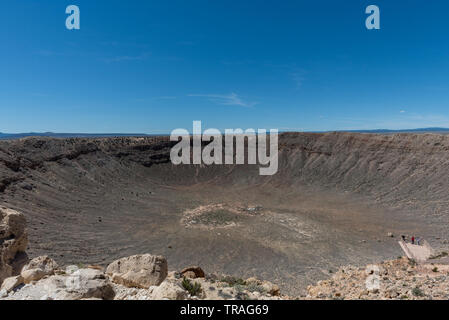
[0,132,154,140]
[329,127,449,134]
[1,128,449,140]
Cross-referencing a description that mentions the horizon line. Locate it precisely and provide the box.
[2,127,449,138]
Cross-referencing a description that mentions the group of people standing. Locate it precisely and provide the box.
[401,235,422,245]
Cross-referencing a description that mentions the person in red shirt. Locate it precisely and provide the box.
[411,236,415,244]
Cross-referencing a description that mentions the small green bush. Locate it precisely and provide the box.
[182,277,202,296]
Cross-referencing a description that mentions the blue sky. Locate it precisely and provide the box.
[1,0,449,133]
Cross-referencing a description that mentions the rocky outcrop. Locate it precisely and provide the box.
[0,252,287,300]
[305,257,449,300]
[1,207,286,300]
[0,207,28,285]
[5,248,449,300]
[106,254,168,289]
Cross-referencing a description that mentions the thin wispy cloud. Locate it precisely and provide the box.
[100,41,150,49]
[102,52,150,63]
[188,93,257,108]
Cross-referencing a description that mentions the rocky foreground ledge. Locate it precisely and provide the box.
[306,257,449,300]
[3,206,449,300]
[1,206,285,300]
[0,255,285,300]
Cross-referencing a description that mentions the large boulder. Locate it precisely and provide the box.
[58,268,115,300]
[151,280,187,300]
[21,268,46,284]
[21,256,58,284]
[21,255,58,274]
[0,207,28,285]
[106,254,168,289]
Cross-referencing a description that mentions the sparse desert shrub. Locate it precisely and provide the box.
[408,259,417,267]
[432,266,438,272]
[182,277,202,296]
[245,282,266,293]
[236,292,250,300]
[221,276,246,287]
[412,286,425,297]
[429,251,448,260]
[233,284,245,293]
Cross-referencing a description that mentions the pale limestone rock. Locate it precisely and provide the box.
[7,268,114,300]
[21,256,58,275]
[0,275,23,292]
[106,254,167,289]
[261,281,280,296]
[151,280,187,300]
[21,256,58,284]
[21,268,46,284]
[65,265,79,274]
